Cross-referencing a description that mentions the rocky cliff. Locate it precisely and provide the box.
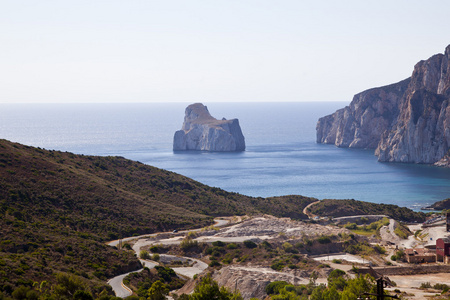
[173,103,246,151]
[317,44,450,165]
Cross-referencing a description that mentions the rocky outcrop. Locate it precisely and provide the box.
[317,44,450,165]
[173,103,245,152]
[212,266,318,300]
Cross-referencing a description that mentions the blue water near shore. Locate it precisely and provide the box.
[1,102,449,210]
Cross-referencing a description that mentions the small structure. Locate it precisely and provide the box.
[404,248,436,264]
[436,238,450,263]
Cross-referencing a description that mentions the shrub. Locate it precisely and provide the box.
[433,283,449,292]
[391,250,404,262]
[373,244,386,254]
[243,240,257,249]
[344,223,357,230]
[226,243,238,249]
[209,260,221,267]
[265,281,289,295]
[271,260,285,271]
[187,232,197,239]
[212,241,225,247]
[140,250,151,259]
[180,238,199,251]
[420,282,431,289]
[332,259,342,264]
[150,245,160,253]
[317,235,331,244]
[261,241,272,249]
[282,242,293,253]
[152,253,160,261]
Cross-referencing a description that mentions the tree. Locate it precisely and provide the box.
[327,269,347,291]
[322,286,340,300]
[147,280,169,300]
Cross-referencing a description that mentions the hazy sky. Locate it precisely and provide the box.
[1,1,449,103]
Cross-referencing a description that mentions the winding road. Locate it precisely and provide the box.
[106,217,231,298]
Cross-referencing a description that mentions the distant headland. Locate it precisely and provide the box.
[316,44,450,167]
[173,103,246,152]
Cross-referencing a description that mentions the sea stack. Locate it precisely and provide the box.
[173,103,246,152]
[316,44,450,166]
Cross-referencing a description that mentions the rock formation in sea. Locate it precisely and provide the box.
[173,103,246,152]
[316,44,450,166]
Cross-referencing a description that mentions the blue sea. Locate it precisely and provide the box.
[1,102,449,210]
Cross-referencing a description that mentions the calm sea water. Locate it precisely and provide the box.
[1,102,449,210]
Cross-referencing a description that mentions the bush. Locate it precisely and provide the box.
[226,243,238,249]
[187,232,197,239]
[209,260,221,267]
[373,244,386,254]
[332,259,342,264]
[317,235,331,244]
[344,223,357,230]
[271,260,285,271]
[265,281,289,295]
[282,242,293,253]
[152,253,160,261]
[420,282,431,289]
[433,283,449,292]
[180,238,199,251]
[391,250,404,262]
[212,241,225,247]
[243,240,257,249]
[140,250,150,259]
[149,245,160,253]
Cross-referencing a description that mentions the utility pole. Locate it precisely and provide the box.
[359,277,398,300]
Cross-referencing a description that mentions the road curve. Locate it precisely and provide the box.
[107,218,229,298]
[107,269,142,298]
[303,200,320,219]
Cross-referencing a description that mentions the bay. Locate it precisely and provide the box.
[1,102,449,210]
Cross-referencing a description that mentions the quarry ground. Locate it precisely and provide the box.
[123,215,450,300]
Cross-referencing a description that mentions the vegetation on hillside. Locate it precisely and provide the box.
[0,139,316,298]
[309,199,426,222]
[0,139,428,298]
[123,266,185,299]
[429,198,450,210]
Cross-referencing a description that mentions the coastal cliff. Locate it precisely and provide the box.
[317,44,450,165]
[173,103,246,151]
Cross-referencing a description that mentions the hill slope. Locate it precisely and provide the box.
[0,139,317,298]
[308,199,426,222]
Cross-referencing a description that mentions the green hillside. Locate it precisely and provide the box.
[309,199,426,222]
[0,139,317,298]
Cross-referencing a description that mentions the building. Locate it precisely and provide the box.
[436,238,450,263]
[404,248,436,264]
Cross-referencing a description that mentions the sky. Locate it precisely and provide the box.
[1,1,449,103]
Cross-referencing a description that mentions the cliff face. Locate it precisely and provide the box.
[173,103,246,152]
[317,44,450,165]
